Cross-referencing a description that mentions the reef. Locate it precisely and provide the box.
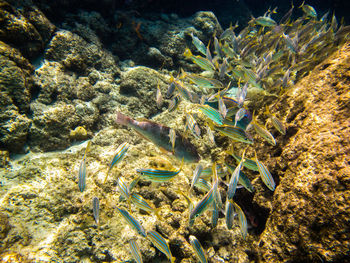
[0,0,349,263]
[256,42,350,263]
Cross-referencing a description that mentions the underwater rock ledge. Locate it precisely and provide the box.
[256,42,350,262]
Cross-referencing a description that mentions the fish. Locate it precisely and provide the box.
[214,125,253,144]
[147,231,175,263]
[279,3,294,24]
[156,83,163,108]
[206,41,213,62]
[117,176,131,201]
[189,178,215,226]
[228,200,248,239]
[283,33,298,54]
[169,128,176,153]
[236,83,248,108]
[194,178,211,192]
[206,124,216,145]
[78,141,91,192]
[166,80,176,98]
[254,151,276,191]
[264,106,286,135]
[227,149,246,200]
[255,16,277,27]
[128,176,141,193]
[225,199,235,230]
[181,70,222,89]
[136,161,182,183]
[225,162,254,193]
[197,105,224,125]
[214,36,223,58]
[129,239,143,263]
[234,108,246,127]
[212,162,223,209]
[130,193,161,220]
[212,200,219,228]
[190,32,207,56]
[189,235,208,263]
[190,164,203,192]
[92,197,99,224]
[184,48,215,71]
[218,96,227,119]
[228,149,259,172]
[249,113,276,146]
[219,58,228,79]
[116,207,147,237]
[78,158,87,192]
[299,1,317,18]
[174,81,194,101]
[185,111,201,138]
[104,142,129,183]
[168,95,181,112]
[116,112,200,163]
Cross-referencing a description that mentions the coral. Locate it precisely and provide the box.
[256,42,350,262]
[70,126,88,141]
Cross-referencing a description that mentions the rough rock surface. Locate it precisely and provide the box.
[0,1,55,59]
[256,42,350,262]
[0,41,33,152]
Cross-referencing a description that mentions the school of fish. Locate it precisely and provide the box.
[77,3,350,262]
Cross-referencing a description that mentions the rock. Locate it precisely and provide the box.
[0,1,55,59]
[118,66,169,118]
[0,212,11,245]
[257,42,350,262]
[45,30,119,76]
[0,41,33,153]
[0,150,9,168]
[29,101,98,151]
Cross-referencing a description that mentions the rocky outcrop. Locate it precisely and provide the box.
[257,42,350,262]
[0,1,55,59]
[0,41,33,152]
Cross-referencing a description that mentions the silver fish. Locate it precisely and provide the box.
[92,197,99,224]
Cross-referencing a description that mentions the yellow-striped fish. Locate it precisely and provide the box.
[189,235,208,263]
[254,151,275,191]
[130,193,161,220]
[104,142,129,183]
[147,230,175,263]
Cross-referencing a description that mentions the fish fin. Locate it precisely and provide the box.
[116,111,131,126]
[171,257,176,263]
[82,140,91,160]
[103,171,109,184]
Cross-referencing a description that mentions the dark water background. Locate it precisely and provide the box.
[32,0,350,29]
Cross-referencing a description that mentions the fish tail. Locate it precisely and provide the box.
[179,68,186,79]
[171,257,176,263]
[154,207,162,220]
[183,48,192,58]
[263,106,270,116]
[103,171,109,184]
[116,111,131,126]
